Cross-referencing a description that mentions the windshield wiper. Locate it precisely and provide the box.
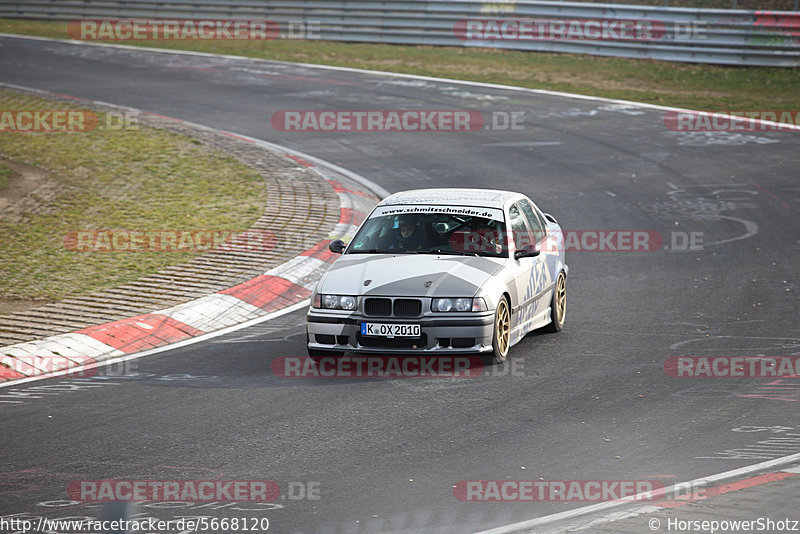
[418,249,478,256]
[348,249,390,254]
[348,249,422,254]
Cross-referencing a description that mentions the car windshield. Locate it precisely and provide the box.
[347,211,508,257]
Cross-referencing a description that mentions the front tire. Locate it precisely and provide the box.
[491,297,511,364]
[542,271,566,333]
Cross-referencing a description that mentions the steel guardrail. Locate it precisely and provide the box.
[0,0,798,66]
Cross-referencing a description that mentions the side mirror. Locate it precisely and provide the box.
[328,239,346,254]
[514,245,540,260]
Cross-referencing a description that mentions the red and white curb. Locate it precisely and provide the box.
[0,87,384,385]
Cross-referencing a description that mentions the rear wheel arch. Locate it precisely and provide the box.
[542,269,566,333]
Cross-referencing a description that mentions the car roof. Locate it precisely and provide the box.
[377,188,522,209]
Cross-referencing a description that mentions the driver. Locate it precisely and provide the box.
[385,214,426,250]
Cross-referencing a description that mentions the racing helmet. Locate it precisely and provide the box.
[395,214,422,242]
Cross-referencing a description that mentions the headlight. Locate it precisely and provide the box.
[454,298,472,312]
[316,294,358,310]
[339,296,357,310]
[432,298,482,312]
[433,298,451,312]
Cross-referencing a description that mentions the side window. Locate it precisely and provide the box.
[518,199,546,243]
[534,207,548,236]
[509,203,533,250]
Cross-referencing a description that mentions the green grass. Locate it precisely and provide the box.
[0,161,11,192]
[0,89,267,302]
[1,18,799,112]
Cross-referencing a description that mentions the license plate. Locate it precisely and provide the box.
[361,323,421,338]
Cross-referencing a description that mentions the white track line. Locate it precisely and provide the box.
[1,32,798,131]
[472,453,800,534]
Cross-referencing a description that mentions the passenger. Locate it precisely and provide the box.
[468,218,502,254]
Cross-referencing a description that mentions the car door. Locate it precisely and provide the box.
[508,201,546,343]
[509,199,554,343]
[518,198,556,317]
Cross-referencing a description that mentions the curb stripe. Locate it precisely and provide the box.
[338,207,365,226]
[285,154,314,167]
[78,314,205,354]
[220,131,255,142]
[221,275,312,311]
[0,333,125,376]
[0,357,38,378]
[300,240,337,264]
[265,256,328,291]
[160,293,265,332]
[328,178,372,197]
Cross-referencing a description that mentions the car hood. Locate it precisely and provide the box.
[318,254,505,297]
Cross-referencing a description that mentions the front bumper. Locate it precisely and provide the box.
[306,309,495,354]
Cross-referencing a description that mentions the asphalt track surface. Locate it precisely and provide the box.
[1,36,799,534]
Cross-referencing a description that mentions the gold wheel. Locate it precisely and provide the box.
[543,271,567,333]
[493,298,510,363]
[555,272,566,328]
